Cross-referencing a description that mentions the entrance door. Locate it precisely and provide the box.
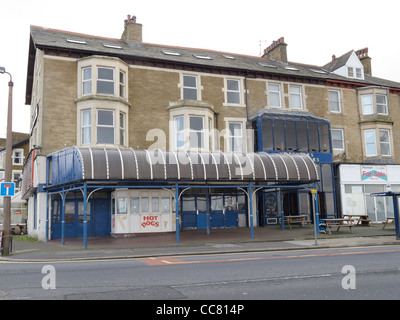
[365,185,386,222]
[181,197,197,229]
[196,196,208,229]
[261,192,278,225]
[210,195,224,228]
[93,198,110,236]
[283,192,298,216]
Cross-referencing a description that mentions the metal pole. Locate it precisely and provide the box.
[312,191,318,245]
[249,182,254,239]
[83,182,87,249]
[175,182,179,244]
[393,195,400,240]
[1,71,13,256]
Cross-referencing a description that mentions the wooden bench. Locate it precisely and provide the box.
[382,218,395,230]
[284,215,311,229]
[323,219,354,234]
[343,214,371,226]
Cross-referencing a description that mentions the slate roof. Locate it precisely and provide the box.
[27,25,400,97]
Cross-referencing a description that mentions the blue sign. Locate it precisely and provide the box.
[0,182,15,197]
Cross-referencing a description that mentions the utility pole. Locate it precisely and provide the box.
[1,67,13,256]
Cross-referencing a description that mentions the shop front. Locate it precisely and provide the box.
[338,164,400,222]
[40,147,319,247]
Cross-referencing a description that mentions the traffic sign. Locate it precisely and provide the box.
[0,182,15,197]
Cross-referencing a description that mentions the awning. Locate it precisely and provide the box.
[48,147,319,186]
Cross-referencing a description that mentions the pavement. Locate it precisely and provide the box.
[1,224,399,262]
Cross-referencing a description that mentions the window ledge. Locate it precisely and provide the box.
[168,99,214,111]
[75,95,131,107]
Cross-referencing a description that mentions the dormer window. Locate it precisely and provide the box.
[348,67,363,79]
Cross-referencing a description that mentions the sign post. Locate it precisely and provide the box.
[1,182,15,197]
[371,191,400,240]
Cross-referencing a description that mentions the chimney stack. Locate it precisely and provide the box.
[356,47,372,76]
[121,14,142,44]
[262,37,288,63]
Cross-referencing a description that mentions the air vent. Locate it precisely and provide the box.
[67,39,87,45]
[103,43,122,49]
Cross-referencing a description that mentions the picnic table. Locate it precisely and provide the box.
[343,214,371,226]
[382,217,395,229]
[322,218,354,234]
[284,215,311,229]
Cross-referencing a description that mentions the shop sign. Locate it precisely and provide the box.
[141,215,160,229]
[361,166,387,181]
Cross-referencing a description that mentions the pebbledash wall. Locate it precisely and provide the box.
[338,164,400,222]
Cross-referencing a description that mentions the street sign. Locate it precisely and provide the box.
[0,182,15,197]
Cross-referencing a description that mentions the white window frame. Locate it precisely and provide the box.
[268,83,282,108]
[82,67,92,95]
[289,85,303,109]
[12,149,24,166]
[228,122,243,152]
[119,112,126,146]
[12,170,22,190]
[119,71,126,98]
[97,67,115,95]
[329,90,341,113]
[361,94,373,115]
[364,129,377,157]
[97,109,115,144]
[225,79,241,105]
[182,74,198,100]
[376,94,388,115]
[189,115,205,149]
[81,109,92,145]
[331,129,344,150]
[174,116,185,149]
[379,129,391,156]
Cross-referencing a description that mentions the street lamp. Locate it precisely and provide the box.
[0,66,13,256]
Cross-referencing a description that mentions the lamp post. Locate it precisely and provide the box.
[0,66,13,256]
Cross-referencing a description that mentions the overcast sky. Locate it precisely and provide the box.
[1,0,399,137]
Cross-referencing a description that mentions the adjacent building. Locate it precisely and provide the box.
[0,132,29,230]
[22,15,400,242]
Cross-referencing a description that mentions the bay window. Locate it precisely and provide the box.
[97,67,114,95]
[81,109,91,145]
[97,110,114,144]
[189,116,204,149]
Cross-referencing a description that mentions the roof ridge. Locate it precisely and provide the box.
[30,25,270,61]
[30,25,123,42]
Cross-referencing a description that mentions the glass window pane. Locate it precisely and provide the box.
[362,95,373,115]
[152,197,159,212]
[261,119,273,150]
[365,130,377,156]
[227,91,240,104]
[141,197,149,213]
[83,68,92,80]
[190,117,203,131]
[183,75,196,88]
[329,90,340,112]
[130,197,139,214]
[98,110,114,126]
[117,198,127,214]
[97,81,114,95]
[98,68,114,80]
[97,127,114,144]
[183,88,197,100]
[161,197,170,213]
[227,79,239,91]
[285,121,296,150]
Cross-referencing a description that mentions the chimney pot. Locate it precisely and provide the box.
[332,55,336,61]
